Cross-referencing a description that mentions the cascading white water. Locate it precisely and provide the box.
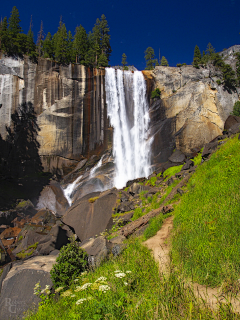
[63,175,83,206]
[105,68,151,189]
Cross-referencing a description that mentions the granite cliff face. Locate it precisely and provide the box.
[0,55,111,174]
[0,49,239,174]
[144,50,240,163]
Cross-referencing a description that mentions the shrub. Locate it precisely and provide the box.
[50,242,88,288]
[231,101,240,116]
[151,88,161,99]
[216,79,222,85]
[88,196,99,203]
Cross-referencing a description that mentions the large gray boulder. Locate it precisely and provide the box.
[62,189,118,242]
[0,256,56,319]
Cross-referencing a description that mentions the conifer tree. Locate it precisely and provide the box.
[160,56,169,66]
[0,17,9,53]
[73,25,89,64]
[144,47,159,70]
[54,20,69,64]
[8,6,22,55]
[122,53,127,69]
[42,32,54,59]
[26,16,37,60]
[193,45,202,68]
[92,18,101,66]
[99,14,111,65]
[206,43,215,58]
[37,21,44,57]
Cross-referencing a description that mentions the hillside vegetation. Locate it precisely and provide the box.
[25,134,240,319]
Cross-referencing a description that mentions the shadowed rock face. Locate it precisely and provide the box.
[0,56,112,174]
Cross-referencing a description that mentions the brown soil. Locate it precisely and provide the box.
[143,215,240,313]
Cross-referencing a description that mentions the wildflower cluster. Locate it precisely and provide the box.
[34,282,51,296]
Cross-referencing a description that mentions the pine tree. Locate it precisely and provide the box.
[193,45,202,68]
[0,17,9,53]
[160,56,169,66]
[26,16,37,60]
[8,6,22,55]
[54,20,69,64]
[98,53,108,67]
[92,18,101,66]
[144,47,159,70]
[99,14,111,65]
[73,25,89,64]
[42,32,54,59]
[122,53,127,69]
[37,21,44,57]
[67,30,74,63]
[206,43,215,58]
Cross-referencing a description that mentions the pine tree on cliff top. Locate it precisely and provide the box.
[26,16,37,61]
[100,14,112,64]
[73,25,89,64]
[8,6,22,55]
[42,32,54,59]
[0,17,9,53]
[145,47,159,70]
[160,56,169,66]
[122,53,127,69]
[36,21,44,57]
[193,45,202,68]
[54,19,69,64]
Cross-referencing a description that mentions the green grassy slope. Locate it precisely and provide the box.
[172,135,240,288]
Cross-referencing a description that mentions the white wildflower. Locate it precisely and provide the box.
[126,271,132,273]
[114,270,122,273]
[124,282,129,286]
[76,298,87,305]
[98,285,111,292]
[61,290,72,297]
[74,278,80,282]
[115,273,126,278]
[55,286,64,293]
[71,294,76,298]
[95,276,107,282]
[75,283,92,292]
[80,271,88,276]
[87,296,93,300]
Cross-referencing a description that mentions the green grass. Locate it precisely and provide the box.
[25,237,239,320]
[143,213,172,240]
[162,164,183,179]
[172,135,240,287]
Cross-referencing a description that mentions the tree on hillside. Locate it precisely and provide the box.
[8,6,22,55]
[36,21,44,57]
[145,47,159,70]
[26,16,37,61]
[235,52,240,86]
[92,18,101,66]
[42,32,54,59]
[72,25,89,64]
[206,42,215,58]
[99,14,111,65]
[54,19,69,64]
[160,56,169,66]
[85,31,96,66]
[193,45,202,68]
[122,53,128,69]
[0,17,9,53]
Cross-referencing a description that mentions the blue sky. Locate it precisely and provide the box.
[2,0,240,70]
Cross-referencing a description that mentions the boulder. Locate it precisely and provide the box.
[116,201,135,213]
[62,190,117,242]
[224,115,240,130]
[120,191,130,202]
[109,235,126,256]
[0,256,56,319]
[201,141,218,160]
[30,209,56,226]
[80,236,109,267]
[181,160,194,171]
[168,149,186,163]
[128,183,150,196]
[144,187,160,198]
[36,181,69,216]
[228,123,240,135]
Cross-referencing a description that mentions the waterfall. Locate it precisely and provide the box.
[105,68,151,189]
[63,175,83,206]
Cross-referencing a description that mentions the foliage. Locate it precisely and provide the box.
[160,56,169,66]
[132,207,143,221]
[146,176,157,186]
[192,152,202,166]
[151,88,161,99]
[192,45,202,68]
[143,213,171,240]
[88,196,99,203]
[162,164,183,178]
[176,63,186,67]
[172,135,240,287]
[216,79,222,85]
[72,25,89,64]
[121,53,127,69]
[144,47,159,70]
[50,241,88,288]
[231,101,240,116]
[42,32,54,59]
[235,52,240,86]
[25,236,239,320]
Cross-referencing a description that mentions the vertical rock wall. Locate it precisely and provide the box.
[0,55,112,174]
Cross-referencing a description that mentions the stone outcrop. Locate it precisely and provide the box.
[143,47,240,163]
[0,56,111,174]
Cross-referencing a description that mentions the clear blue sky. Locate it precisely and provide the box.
[2,0,240,70]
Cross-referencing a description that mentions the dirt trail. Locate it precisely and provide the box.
[143,216,240,313]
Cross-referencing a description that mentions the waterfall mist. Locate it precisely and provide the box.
[105,68,151,189]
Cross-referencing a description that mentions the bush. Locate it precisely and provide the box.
[231,101,240,116]
[151,88,161,99]
[50,242,88,288]
[216,79,222,85]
